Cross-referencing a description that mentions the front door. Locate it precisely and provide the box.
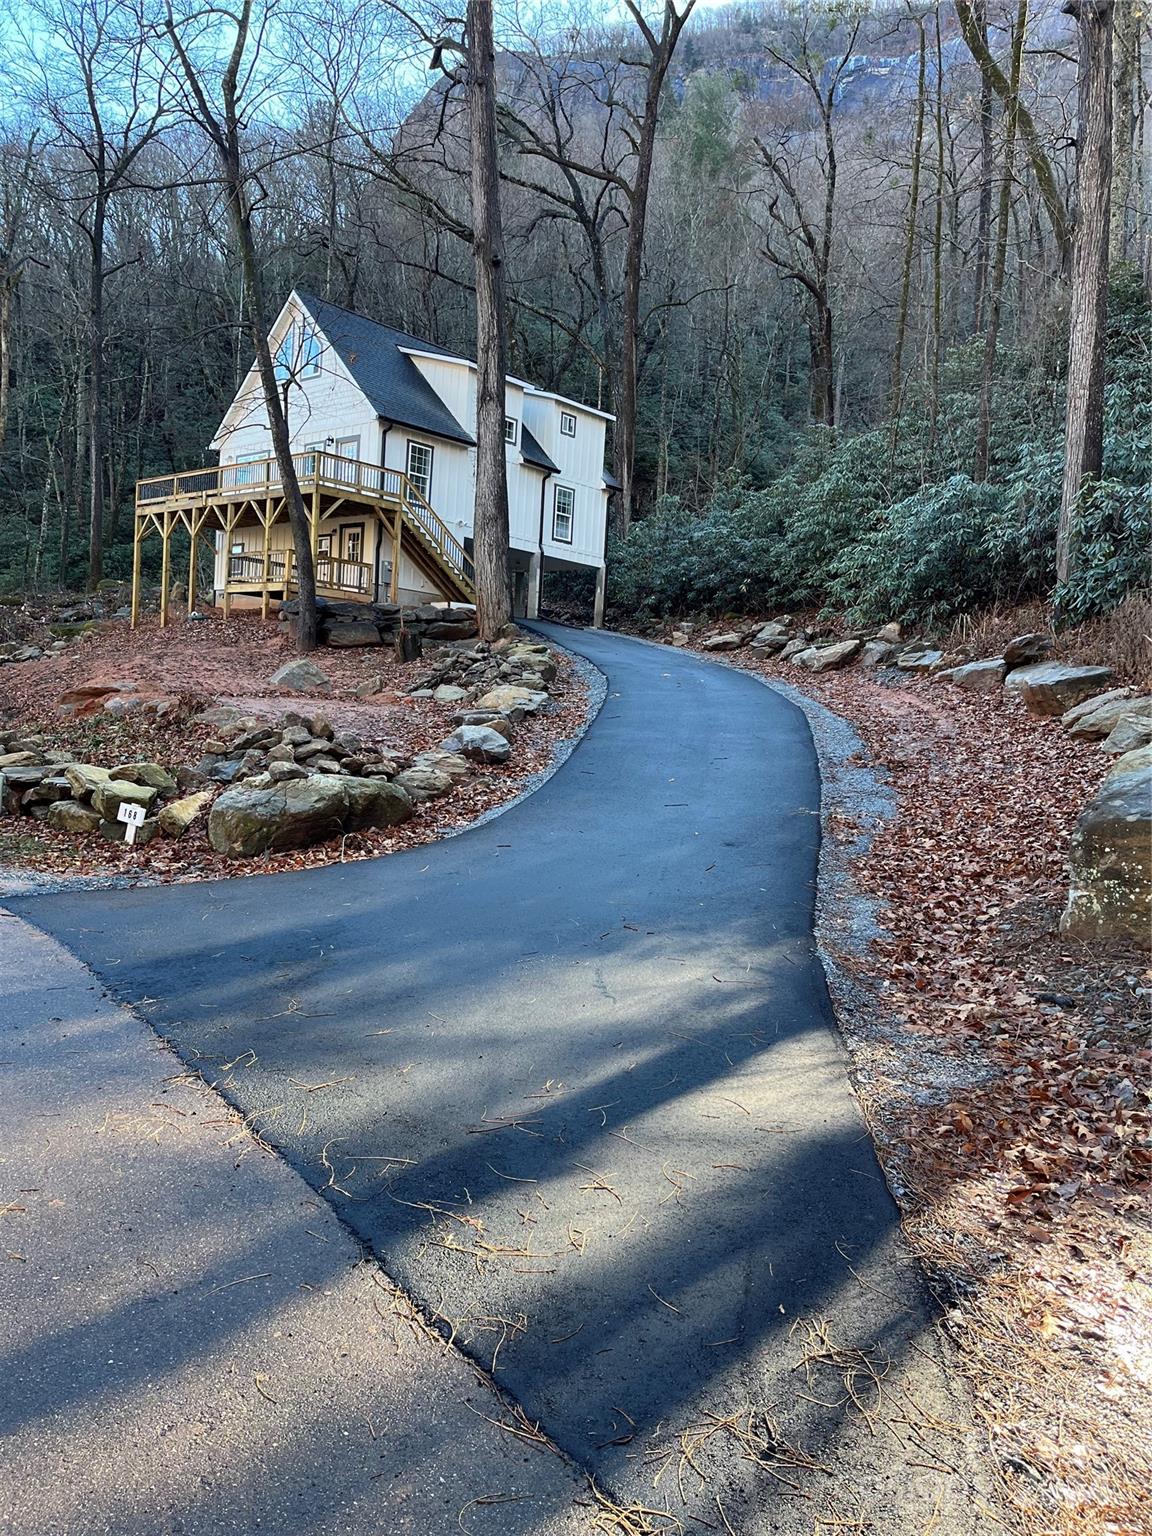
[334,436,360,484]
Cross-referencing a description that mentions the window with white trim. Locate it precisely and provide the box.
[406,440,434,500]
[559,410,577,437]
[552,484,575,544]
[504,416,518,444]
[300,326,321,378]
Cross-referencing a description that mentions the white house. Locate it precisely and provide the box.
[207,289,616,621]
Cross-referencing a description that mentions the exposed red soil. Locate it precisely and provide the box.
[0,613,589,884]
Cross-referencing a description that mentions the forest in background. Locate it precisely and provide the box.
[0,0,1148,628]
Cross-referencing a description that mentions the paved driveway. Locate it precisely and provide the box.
[10,625,993,1532]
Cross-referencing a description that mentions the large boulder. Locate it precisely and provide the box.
[111,761,178,792]
[46,801,102,835]
[340,777,414,832]
[63,763,113,800]
[1003,632,1054,670]
[859,640,897,669]
[1004,662,1115,716]
[394,766,454,802]
[1063,690,1139,737]
[439,724,512,764]
[794,638,862,672]
[268,658,331,691]
[779,637,813,662]
[325,621,381,647]
[1108,745,1152,782]
[875,622,903,644]
[936,657,1007,693]
[1060,769,1152,948]
[1101,711,1152,756]
[158,791,213,837]
[700,632,743,651]
[474,685,548,717]
[751,620,790,649]
[91,778,159,820]
[896,649,945,672]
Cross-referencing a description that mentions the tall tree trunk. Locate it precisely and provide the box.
[1109,0,1137,264]
[809,297,834,429]
[971,0,996,332]
[973,0,1027,482]
[1057,0,1114,585]
[467,0,512,639]
[86,208,106,590]
[890,22,927,448]
[928,12,946,453]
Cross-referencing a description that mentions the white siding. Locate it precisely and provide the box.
[210,295,613,578]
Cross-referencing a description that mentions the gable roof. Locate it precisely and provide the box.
[519,422,559,474]
[295,292,475,447]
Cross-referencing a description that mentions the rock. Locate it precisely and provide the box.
[858,641,897,669]
[268,658,331,692]
[425,618,479,641]
[207,773,413,855]
[46,800,102,835]
[92,779,159,820]
[99,815,160,846]
[0,751,42,769]
[325,621,382,647]
[779,637,812,662]
[433,684,470,704]
[394,766,454,802]
[896,649,945,672]
[266,744,296,764]
[309,715,336,740]
[669,633,691,647]
[1060,769,1152,948]
[794,638,861,672]
[1003,632,1054,670]
[14,771,67,797]
[1107,745,1152,781]
[294,738,333,760]
[1061,688,1134,730]
[1101,711,1152,756]
[340,777,414,832]
[473,685,548,717]
[208,774,349,856]
[875,622,902,644]
[412,750,470,782]
[1070,695,1151,740]
[439,725,512,764]
[267,760,309,783]
[110,761,178,792]
[63,763,112,800]
[700,632,743,652]
[195,704,251,729]
[752,620,790,647]
[1004,662,1116,716]
[310,755,343,774]
[353,675,383,697]
[157,791,213,837]
[937,657,1007,693]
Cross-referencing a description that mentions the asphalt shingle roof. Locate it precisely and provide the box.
[296,292,475,447]
[519,422,558,474]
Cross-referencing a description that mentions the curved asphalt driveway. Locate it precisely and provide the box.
[11,625,989,1532]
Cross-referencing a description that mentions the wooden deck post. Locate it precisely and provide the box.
[390,509,402,602]
[159,511,172,628]
[187,511,202,617]
[130,516,143,629]
[260,506,273,620]
[221,509,236,618]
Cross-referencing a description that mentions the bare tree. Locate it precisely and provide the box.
[466,0,512,638]
[163,0,318,649]
[1057,0,1115,585]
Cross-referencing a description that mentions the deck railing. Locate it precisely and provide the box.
[227,548,371,597]
[138,450,474,594]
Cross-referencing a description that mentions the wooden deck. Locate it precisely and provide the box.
[132,450,475,625]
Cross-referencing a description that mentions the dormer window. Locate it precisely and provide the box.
[560,411,577,437]
[504,416,518,444]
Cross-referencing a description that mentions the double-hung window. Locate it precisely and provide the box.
[406,440,434,501]
[552,485,575,544]
[504,416,518,445]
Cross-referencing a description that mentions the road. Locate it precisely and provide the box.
[6,624,994,1533]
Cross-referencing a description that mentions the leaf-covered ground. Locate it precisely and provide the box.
[695,636,1151,1536]
[0,613,590,886]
